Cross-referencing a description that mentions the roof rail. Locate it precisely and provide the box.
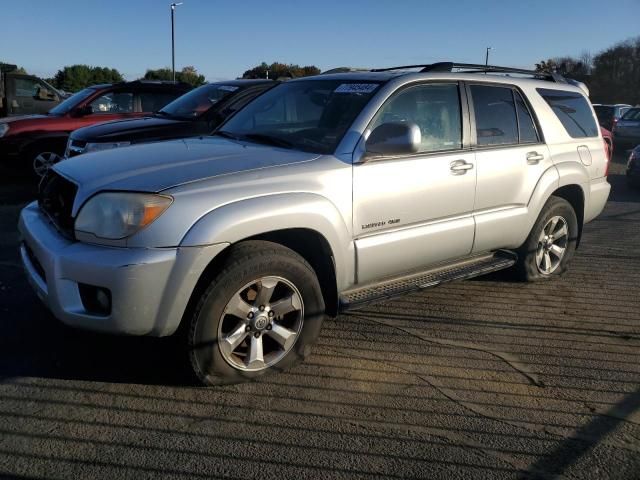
[371,62,568,84]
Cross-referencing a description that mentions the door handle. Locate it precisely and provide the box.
[526,151,545,165]
[450,160,474,175]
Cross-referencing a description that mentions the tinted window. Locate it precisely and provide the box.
[622,108,640,121]
[14,78,39,97]
[515,91,539,143]
[89,91,134,113]
[471,85,518,146]
[139,92,181,112]
[220,80,381,154]
[537,88,599,138]
[370,83,462,153]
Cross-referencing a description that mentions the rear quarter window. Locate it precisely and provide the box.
[537,88,599,138]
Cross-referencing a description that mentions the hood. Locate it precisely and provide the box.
[0,114,48,124]
[71,115,196,143]
[55,136,321,211]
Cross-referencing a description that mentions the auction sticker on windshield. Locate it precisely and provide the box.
[334,83,379,94]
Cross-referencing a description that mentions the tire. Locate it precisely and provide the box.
[514,196,579,282]
[186,240,326,385]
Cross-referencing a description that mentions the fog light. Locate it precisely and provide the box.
[79,283,112,316]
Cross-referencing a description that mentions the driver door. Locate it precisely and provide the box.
[353,82,477,284]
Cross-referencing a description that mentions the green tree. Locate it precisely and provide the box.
[51,65,124,92]
[242,62,320,79]
[536,36,640,105]
[143,66,206,87]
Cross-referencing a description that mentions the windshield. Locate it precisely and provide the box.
[48,88,95,115]
[217,79,382,154]
[159,84,242,119]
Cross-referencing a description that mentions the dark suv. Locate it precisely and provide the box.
[65,80,275,158]
[0,80,191,177]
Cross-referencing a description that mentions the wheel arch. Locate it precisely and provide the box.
[551,184,585,246]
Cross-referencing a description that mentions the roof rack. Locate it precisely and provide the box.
[371,62,567,84]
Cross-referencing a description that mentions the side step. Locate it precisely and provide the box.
[339,250,517,311]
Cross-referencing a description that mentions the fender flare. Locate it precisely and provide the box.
[180,192,355,290]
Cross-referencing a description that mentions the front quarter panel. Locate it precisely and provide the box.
[180,193,354,291]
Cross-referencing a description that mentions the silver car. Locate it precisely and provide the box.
[19,63,610,384]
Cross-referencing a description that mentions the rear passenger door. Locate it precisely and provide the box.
[468,83,552,253]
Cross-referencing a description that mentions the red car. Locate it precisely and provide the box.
[0,80,191,177]
[601,126,613,162]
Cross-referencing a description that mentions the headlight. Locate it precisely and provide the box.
[0,123,9,138]
[75,192,173,240]
[85,141,131,153]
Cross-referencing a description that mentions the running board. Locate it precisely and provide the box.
[339,250,517,311]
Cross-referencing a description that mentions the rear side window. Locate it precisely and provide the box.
[470,85,518,146]
[537,88,598,138]
[515,91,539,143]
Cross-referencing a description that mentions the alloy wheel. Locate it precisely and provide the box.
[536,215,568,275]
[217,276,304,372]
[33,152,62,177]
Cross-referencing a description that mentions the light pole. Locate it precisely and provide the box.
[171,2,183,82]
[485,47,492,68]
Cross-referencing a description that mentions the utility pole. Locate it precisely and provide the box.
[485,47,492,70]
[171,3,183,82]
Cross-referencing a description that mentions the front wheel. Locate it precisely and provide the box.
[186,241,325,385]
[33,151,63,177]
[514,196,579,281]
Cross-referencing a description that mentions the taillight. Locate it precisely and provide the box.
[603,139,611,176]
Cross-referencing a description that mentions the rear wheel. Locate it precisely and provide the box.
[514,196,578,281]
[186,241,325,385]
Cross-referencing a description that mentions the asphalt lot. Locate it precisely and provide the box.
[0,160,639,480]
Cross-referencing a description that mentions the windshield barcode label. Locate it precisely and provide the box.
[334,83,378,94]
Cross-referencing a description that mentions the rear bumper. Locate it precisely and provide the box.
[18,201,228,336]
[584,177,611,224]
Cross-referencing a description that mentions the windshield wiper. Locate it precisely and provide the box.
[213,130,243,141]
[240,133,294,149]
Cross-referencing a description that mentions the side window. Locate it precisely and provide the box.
[370,83,462,153]
[14,78,39,97]
[89,91,134,113]
[139,91,181,112]
[515,91,539,143]
[470,85,518,146]
[537,88,599,138]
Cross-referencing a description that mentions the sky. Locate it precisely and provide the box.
[1,0,639,82]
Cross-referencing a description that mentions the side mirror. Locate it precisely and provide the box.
[365,122,421,157]
[75,105,94,116]
[36,87,56,101]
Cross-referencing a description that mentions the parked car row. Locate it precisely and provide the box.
[17,62,613,385]
[0,78,283,178]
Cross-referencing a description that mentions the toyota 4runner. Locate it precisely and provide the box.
[18,63,611,385]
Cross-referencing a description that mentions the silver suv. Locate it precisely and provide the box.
[19,62,611,385]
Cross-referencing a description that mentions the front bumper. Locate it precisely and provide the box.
[18,201,228,336]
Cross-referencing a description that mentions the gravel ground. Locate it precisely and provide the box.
[0,161,638,480]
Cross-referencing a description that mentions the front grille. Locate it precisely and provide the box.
[38,170,78,239]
